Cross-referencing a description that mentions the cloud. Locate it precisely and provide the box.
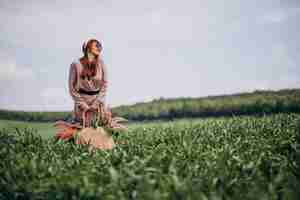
[266,43,300,88]
[0,48,40,111]
[0,0,300,111]
[270,43,297,70]
[0,45,34,81]
[258,7,300,24]
[0,59,34,81]
[245,43,300,90]
[40,87,72,111]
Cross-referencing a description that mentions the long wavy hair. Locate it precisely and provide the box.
[79,39,103,79]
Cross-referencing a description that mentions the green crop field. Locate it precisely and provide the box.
[1,113,300,199]
[0,119,56,139]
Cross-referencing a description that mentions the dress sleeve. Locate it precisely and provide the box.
[96,59,108,106]
[68,62,89,109]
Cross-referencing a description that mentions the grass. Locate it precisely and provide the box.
[0,119,55,139]
[0,113,300,199]
[0,117,211,139]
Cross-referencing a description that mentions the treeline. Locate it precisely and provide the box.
[112,88,300,120]
[0,110,70,122]
[1,88,300,122]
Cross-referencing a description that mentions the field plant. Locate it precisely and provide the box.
[0,113,300,199]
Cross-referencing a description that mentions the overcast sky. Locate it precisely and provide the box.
[0,0,299,111]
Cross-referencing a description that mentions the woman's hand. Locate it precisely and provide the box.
[78,101,90,112]
[89,101,100,111]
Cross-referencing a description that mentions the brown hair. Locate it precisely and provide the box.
[79,39,103,79]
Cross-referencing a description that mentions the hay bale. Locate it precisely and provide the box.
[75,127,114,151]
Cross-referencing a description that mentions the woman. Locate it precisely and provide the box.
[54,39,128,149]
[54,38,127,142]
[69,38,109,127]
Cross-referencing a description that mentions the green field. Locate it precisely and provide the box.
[0,118,208,139]
[1,113,300,199]
[0,119,56,139]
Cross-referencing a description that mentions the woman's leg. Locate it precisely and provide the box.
[85,110,95,127]
[95,102,110,126]
[74,103,82,123]
[89,101,108,126]
[88,101,127,130]
[74,102,91,127]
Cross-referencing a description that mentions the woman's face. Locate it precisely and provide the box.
[89,41,101,56]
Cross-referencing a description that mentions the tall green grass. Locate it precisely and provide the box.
[1,113,300,199]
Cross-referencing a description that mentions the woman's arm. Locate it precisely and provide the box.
[96,59,108,106]
[68,62,90,111]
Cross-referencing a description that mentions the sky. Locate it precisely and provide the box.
[0,0,299,111]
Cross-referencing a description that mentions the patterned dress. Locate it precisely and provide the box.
[68,58,109,127]
[53,58,127,147]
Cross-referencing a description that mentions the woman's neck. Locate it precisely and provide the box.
[87,52,96,63]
